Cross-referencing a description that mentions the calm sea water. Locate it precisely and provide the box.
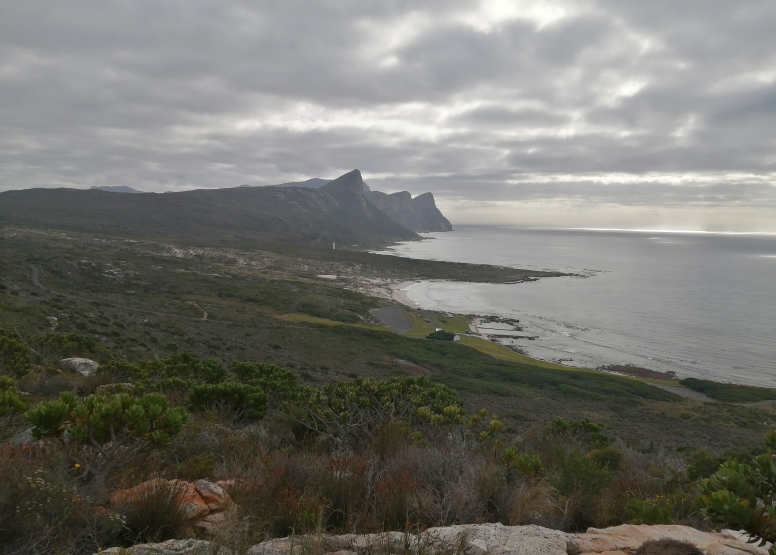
[379,226,776,387]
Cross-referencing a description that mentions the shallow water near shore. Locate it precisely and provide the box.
[378,225,776,387]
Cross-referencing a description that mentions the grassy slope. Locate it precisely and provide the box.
[437,315,470,333]
[681,378,776,403]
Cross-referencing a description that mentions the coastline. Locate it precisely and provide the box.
[391,280,421,307]
[381,280,752,396]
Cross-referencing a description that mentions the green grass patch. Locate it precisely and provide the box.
[403,312,437,337]
[681,378,776,403]
[277,312,385,330]
[458,336,594,372]
[437,315,470,333]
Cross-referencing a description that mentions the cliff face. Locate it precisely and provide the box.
[365,190,452,232]
[268,171,453,233]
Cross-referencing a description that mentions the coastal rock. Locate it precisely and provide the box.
[59,357,99,376]
[571,524,768,555]
[97,539,232,555]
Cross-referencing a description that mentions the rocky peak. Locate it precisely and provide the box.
[320,169,365,196]
[365,190,452,232]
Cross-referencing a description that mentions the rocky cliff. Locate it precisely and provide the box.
[365,190,452,232]
[269,172,453,233]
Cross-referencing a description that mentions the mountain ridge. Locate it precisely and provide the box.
[0,170,417,246]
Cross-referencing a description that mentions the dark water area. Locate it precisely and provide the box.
[380,226,776,386]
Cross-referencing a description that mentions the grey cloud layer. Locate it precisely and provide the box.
[1,0,775,228]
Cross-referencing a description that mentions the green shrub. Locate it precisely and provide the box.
[697,430,776,553]
[25,392,188,497]
[501,447,542,479]
[99,353,225,386]
[0,376,27,419]
[0,336,32,377]
[426,330,455,341]
[231,361,298,401]
[188,382,268,422]
[589,446,624,470]
[36,332,98,356]
[625,497,673,525]
[548,417,609,449]
[556,450,614,499]
[291,376,462,452]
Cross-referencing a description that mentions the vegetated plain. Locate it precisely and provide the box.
[3,224,776,554]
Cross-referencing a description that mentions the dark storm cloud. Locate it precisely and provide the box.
[1,0,775,228]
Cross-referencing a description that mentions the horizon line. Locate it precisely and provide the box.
[450,225,776,236]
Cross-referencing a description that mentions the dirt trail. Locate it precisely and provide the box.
[186,301,208,321]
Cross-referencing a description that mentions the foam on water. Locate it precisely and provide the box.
[378,226,776,387]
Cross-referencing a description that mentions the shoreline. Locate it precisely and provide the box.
[383,279,776,393]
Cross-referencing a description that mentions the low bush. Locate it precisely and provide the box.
[188,382,268,423]
[426,330,455,341]
[697,430,776,552]
[0,376,27,420]
[24,392,188,498]
[0,335,32,377]
[290,376,462,452]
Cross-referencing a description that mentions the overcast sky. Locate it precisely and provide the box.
[2,1,775,231]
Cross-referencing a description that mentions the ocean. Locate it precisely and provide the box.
[378,226,776,387]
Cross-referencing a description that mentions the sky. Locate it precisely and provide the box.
[1,1,775,231]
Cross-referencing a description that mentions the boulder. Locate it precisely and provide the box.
[194,479,233,512]
[110,479,234,534]
[249,524,571,555]
[423,523,571,555]
[571,524,768,555]
[59,357,99,376]
[97,539,232,555]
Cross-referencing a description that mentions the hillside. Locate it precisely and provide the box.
[0,170,417,246]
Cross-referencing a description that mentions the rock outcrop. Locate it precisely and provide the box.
[110,479,235,534]
[570,524,767,555]
[365,190,452,232]
[96,522,770,555]
[59,357,99,376]
[99,539,232,555]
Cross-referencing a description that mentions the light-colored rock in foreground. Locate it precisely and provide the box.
[99,539,232,555]
[59,357,99,376]
[570,524,768,555]
[97,523,771,555]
